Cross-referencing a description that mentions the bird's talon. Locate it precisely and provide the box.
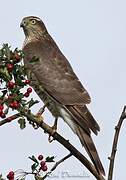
[48,126,57,143]
[35,113,44,124]
[48,135,54,143]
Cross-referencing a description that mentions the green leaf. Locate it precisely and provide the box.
[15,93,24,101]
[2,43,11,59]
[0,174,4,180]
[28,98,39,108]
[4,107,9,114]
[16,79,25,87]
[0,49,3,57]
[18,118,26,129]
[0,174,2,180]
[0,67,11,81]
[31,163,38,172]
[11,87,20,94]
[45,156,55,162]
[29,155,39,164]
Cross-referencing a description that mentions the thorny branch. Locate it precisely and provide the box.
[0,113,20,126]
[108,106,126,180]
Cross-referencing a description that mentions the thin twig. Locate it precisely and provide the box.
[108,106,126,180]
[0,113,20,126]
[43,153,72,179]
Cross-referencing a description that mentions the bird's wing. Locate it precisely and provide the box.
[23,40,91,105]
[23,40,101,134]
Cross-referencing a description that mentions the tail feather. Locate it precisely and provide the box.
[64,105,105,175]
[73,105,100,135]
[66,105,100,135]
[76,126,105,176]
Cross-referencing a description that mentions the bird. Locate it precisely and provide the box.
[20,16,105,175]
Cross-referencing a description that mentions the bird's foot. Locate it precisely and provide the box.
[29,112,44,129]
[30,105,46,129]
[48,125,57,143]
[29,120,39,129]
[35,113,44,126]
[48,117,58,143]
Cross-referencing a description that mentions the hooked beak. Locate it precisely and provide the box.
[20,23,23,28]
[20,21,24,28]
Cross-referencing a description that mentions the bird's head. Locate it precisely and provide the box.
[20,16,47,38]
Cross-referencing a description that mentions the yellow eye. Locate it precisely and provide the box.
[31,19,36,25]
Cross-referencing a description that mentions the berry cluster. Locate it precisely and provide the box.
[24,87,32,98]
[38,155,48,172]
[0,44,35,120]
[7,171,14,180]
[29,154,54,176]
[9,100,20,109]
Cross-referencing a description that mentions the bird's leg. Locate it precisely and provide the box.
[48,117,58,143]
[52,117,58,132]
[30,104,47,129]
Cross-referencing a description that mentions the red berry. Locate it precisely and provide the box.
[13,101,19,108]
[1,112,6,118]
[27,87,32,93]
[25,79,30,84]
[9,101,19,109]
[24,92,30,97]
[0,105,4,110]
[7,64,13,71]
[38,155,43,160]
[7,171,14,179]
[9,102,14,108]
[40,161,46,167]
[42,165,48,171]
[9,171,14,176]
[8,81,15,89]
[15,53,21,61]
[0,109,3,116]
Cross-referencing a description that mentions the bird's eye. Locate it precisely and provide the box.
[23,20,26,25]
[31,19,36,25]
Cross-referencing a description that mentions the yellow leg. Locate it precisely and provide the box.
[48,117,58,143]
[30,105,46,129]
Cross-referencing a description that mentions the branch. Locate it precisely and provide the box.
[108,106,126,180]
[0,113,20,126]
[21,110,105,180]
[43,153,72,179]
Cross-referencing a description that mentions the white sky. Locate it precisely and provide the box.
[0,0,126,179]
